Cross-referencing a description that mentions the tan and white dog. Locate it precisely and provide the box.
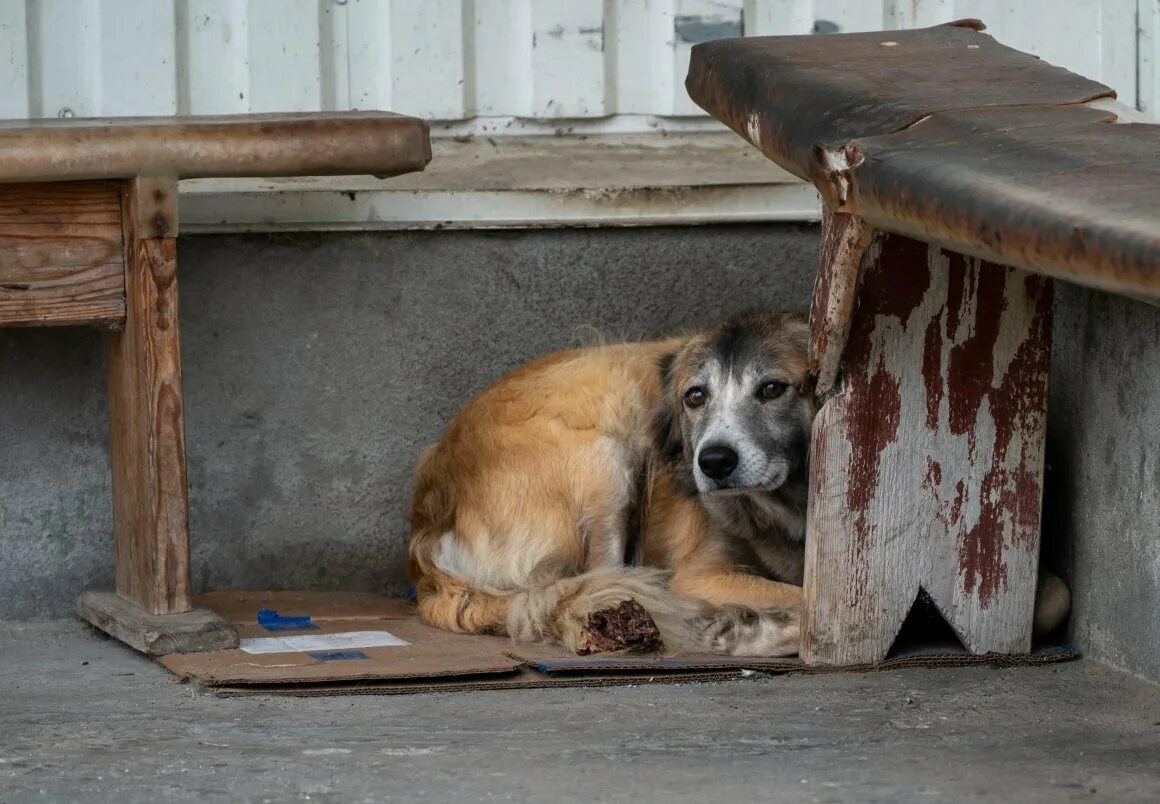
[407,309,1069,656]
[409,310,814,656]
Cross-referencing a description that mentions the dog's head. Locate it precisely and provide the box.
[653,310,816,496]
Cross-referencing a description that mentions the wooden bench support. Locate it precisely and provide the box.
[105,176,190,614]
[801,211,1053,665]
[77,589,237,656]
[0,113,428,655]
[76,176,235,654]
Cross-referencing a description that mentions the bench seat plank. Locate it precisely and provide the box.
[0,111,431,183]
[686,21,1160,301]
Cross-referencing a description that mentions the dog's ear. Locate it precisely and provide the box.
[651,351,684,460]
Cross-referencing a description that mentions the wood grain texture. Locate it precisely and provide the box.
[808,207,873,396]
[77,589,237,656]
[0,112,430,183]
[802,231,1052,666]
[0,181,125,327]
[106,176,192,615]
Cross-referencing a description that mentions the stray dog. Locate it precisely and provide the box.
[408,309,1070,656]
[408,310,814,656]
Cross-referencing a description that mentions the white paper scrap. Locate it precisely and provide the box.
[238,630,410,655]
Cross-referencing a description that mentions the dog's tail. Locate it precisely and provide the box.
[412,562,799,657]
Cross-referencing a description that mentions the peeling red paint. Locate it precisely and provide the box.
[950,479,966,525]
[922,315,943,430]
[825,233,1052,623]
[846,356,902,515]
[846,352,902,602]
[958,463,1042,605]
[861,236,931,326]
[837,237,922,608]
[988,275,1054,462]
[947,263,1007,444]
[924,458,942,489]
[1010,466,1042,542]
[959,463,1012,606]
[958,506,1009,607]
[952,266,1052,605]
[809,218,839,374]
[944,252,968,338]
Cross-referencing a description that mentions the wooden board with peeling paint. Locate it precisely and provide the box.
[801,228,1053,666]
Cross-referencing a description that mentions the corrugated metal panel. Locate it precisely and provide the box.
[0,0,29,118]
[0,0,1150,122]
[1139,0,1160,117]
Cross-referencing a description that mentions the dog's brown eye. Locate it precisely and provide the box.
[758,381,788,400]
[684,387,706,409]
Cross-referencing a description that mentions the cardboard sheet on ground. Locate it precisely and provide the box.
[159,591,1079,696]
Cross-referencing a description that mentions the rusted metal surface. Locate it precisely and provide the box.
[0,112,431,183]
[687,22,1160,301]
[808,208,875,396]
[802,232,1052,665]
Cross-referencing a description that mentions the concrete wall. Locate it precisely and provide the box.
[1043,283,1160,683]
[2,225,1157,684]
[0,225,819,620]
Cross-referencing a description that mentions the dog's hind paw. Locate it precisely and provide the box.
[708,606,800,657]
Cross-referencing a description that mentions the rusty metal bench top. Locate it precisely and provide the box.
[0,111,431,184]
[687,20,1160,301]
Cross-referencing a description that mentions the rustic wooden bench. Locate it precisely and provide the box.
[688,20,1160,665]
[0,113,430,654]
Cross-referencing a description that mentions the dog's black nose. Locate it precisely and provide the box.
[698,445,739,480]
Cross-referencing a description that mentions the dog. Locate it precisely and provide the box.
[407,309,1070,656]
[408,310,814,656]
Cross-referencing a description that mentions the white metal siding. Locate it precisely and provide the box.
[1,0,1154,123]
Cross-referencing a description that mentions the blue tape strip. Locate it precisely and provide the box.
[257,608,318,632]
[308,650,370,662]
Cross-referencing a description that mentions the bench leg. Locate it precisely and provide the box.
[801,218,1052,665]
[78,176,235,655]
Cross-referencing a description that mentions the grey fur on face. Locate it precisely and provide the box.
[651,309,817,584]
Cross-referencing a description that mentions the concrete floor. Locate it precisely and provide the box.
[2,622,1158,803]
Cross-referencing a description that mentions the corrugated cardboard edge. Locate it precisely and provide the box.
[195,646,1081,697]
[509,645,1080,675]
[202,668,749,698]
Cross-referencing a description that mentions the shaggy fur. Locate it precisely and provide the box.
[407,309,1070,656]
[408,311,813,656]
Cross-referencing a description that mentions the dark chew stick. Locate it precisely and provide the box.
[578,599,664,655]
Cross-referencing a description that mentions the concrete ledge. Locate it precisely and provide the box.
[179,133,821,232]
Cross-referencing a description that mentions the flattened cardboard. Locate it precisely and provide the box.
[158,590,1079,696]
[195,590,414,623]
[161,591,522,686]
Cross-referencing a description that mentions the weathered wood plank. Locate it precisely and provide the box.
[0,112,430,183]
[0,181,125,327]
[808,207,873,396]
[802,228,1052,665]
[77,589,237,656]
[105,176,192,616]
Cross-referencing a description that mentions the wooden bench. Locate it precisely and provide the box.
[688,20,1160,665]
[0,113,430,655]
